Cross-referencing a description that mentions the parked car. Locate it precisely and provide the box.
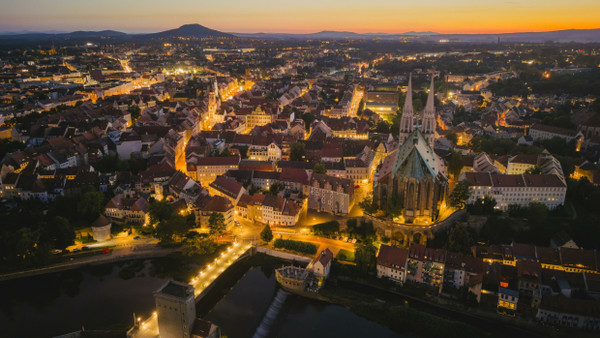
[72,248,81,252]
[50,249,62,255]
[82,246,90,251]
[133,236,141,240]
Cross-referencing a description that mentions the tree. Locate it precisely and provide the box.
[446,224,473,254]
[446,132,458,145]
[386,192,403,219]
[238,146,249,159]
[290,142,306,161]
[527,202,548,227]
[355,241,377,274]
[314,163,326,174]
[375,121,390,133]
[447,151,464,179]
[312,221,340,237]
[149,200,174,226]
[260,224,273,242]
[358,194,378,215]
[541,137,576,157]
[524,166,541,175]
[183,236,216,256]
[49,216,75,249]
[155,213,190,243]
[127,105,141,121]
[467,197,497,215]
[357,99,365,115]
[301,112,315,129]
[266,183,282,195]
[77,189,105,222]
[208,212,226,236]
[449,180,471,209]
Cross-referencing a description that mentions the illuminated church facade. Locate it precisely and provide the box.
[373,74,448,223]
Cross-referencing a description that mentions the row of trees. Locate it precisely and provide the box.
[148,199,226,245]
[273,239,318,254]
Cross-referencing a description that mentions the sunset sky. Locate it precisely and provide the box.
[1,0,599,34]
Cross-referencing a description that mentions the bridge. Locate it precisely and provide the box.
[128,241,253,338]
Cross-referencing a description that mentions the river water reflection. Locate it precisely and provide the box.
[0,259,401,337]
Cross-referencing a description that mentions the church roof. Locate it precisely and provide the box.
[390,129,446,179]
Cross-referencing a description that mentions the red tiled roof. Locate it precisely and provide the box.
[280,167,310,185]
[316,248,334,267]
[209,175,243,199]
[196,156,240,166]
[530,124,578,137]
[377,245,408,269]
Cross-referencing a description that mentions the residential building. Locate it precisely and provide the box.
[235,193,302,226]
[308,174,354,215]
[377,245,409,283]
[194,195,235,230]
[497,287,519,315]
[208,175,246,205]
[536,295,600,330]
[188,156,240,185]
[104,194,149,225]
[406,243,446,292]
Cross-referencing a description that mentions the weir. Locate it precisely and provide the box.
[252,289,290,338]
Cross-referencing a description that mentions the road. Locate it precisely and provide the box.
[0,242,174,281]
[67,233,157,251]
[274,231,355,257]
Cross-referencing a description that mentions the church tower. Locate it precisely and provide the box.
[422,75,436,148]
[399,73,414,145]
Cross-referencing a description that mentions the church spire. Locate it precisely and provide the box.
[424,75,435,117]
[422,74,436,148]
[399,73,414,144]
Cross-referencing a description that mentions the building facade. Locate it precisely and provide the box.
[308,174,354,215]
[154,281,197,338]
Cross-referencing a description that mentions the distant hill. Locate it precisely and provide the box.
[419,29,600,43]
[234,28,600,43]
[67,30,127,38]
[0,26,598,45]
[144,24,233,39]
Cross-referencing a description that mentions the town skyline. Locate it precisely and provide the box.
[1,0,599,34]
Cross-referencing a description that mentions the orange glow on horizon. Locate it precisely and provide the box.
[1,0,599,35]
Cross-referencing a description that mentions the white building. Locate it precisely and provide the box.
[461,172,567,211]
[310,248,333,278]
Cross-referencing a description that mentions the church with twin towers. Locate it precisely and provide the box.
[373,74,448,224]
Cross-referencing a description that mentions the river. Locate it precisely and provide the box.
[0,258,402,337]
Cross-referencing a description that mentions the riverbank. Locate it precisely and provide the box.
[313,262,596,338]
[0,245,179,282]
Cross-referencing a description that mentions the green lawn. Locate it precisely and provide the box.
[336,249,355,262]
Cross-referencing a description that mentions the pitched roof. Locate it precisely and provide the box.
[377,245,409,269]
[315,248,334,267]
[195,156,240,166]
[209,175,243,199]
[92,215,111,228]
[391,129,445,179]
[201,195,233,213]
